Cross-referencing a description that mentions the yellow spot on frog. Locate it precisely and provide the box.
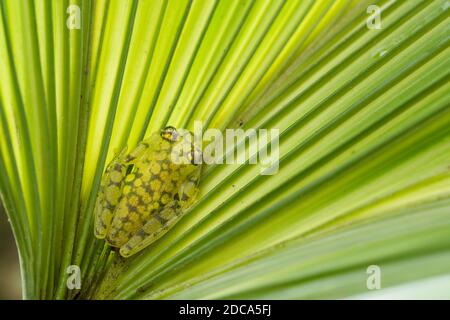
[161,193,170,205]
[164,182,174,192]
[160,171,169,180]
[152,192,161,201]
[150,179,161,191]
[116,206,128,218]
[128,211,138,221]
[129,195,139,207]
[102,208,112,220]
[123,185,132,195]
[106,185,121,204]
[141,193,151,204]
[150,162,161,174]
[124,222,135,232]
[141,172,151,182]
[144,221,160,234]
[136,186,146,197]
[110,171,123,183]
[137,205,146,214]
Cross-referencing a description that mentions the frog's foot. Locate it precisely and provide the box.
[105,229,126,248]
[119,202,181,258]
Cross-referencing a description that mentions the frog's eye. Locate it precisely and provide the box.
[160,126,179,142]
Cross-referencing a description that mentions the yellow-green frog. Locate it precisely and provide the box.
[94,126,202,257]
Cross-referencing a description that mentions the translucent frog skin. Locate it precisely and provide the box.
[94,127,202,257]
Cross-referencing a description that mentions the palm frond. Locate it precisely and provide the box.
[0,0,449,299]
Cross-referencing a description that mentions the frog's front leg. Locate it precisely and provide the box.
[94,140,151,239]
[178,167,201,209]
[119,201,182,257]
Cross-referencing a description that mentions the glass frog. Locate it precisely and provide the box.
[94,126,202,257]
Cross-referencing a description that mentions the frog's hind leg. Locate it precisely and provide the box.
[119,201,182,257]
[119,171,202,256]
[94,147,129,239]
[94,139,154,239]
[119,171,202,257]
[94,150,129,239]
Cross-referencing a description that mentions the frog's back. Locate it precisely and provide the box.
[105,135,183,248]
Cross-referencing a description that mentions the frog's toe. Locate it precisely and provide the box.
[105,231,126,248]
[94,225,107,239]
[119,244,133,258]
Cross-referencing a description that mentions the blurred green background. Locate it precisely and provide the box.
[0,203,21,299]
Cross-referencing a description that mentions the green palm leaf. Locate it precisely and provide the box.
[0,0,449,299]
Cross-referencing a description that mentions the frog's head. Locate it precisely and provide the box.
[160,126,202,167]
